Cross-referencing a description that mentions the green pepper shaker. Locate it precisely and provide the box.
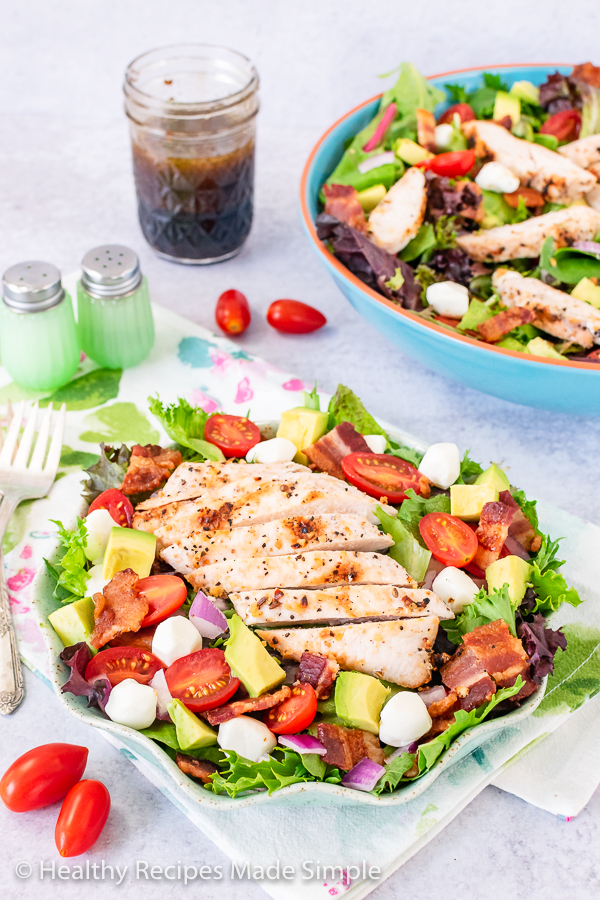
[0,261,80,391]
[77,245,154,369]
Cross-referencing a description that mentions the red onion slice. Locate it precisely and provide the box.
[572,241,600,255]
[278,734,327,755]
[363,102,397,153]
[189,592,228,639]
[341,757,386,791]
[386,742,418,762]
[357,151,396,175]
[418,684,448,708]
[149,669,173,721]
[503,534,531,561]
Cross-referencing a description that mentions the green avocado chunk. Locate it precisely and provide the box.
[167,699,218,752]
[48,596,96,650]
[450,483,499,521]
[276,408,329,466]
[102,526,156,581]
[225,615,286,698]
[485,555,531,606]
[475,463,511,493]
[334,671,390,735]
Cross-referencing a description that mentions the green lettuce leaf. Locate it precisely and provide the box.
[380,62,445,136]
[47,518,90,604]
[82,443,131,505]
[481,190,531,229]
[529,562,582,614]
[389,445,425,468]
[399,223,436,262]
[372,752,416,794]
[511,487,540,533]
[327,384,387,438]
[443,585,516,645]
[541,237,600,285]
[458,298,495,333]
[375,506,431,582]
[455,450,484,485]
[396,489,451,534]
[148,395,224,462]
[206,749,342,798]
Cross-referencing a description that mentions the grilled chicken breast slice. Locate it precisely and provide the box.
[159,514,393,572]
[493,268,600,348]
[558,133,600,170]
[367,166,427,253]
[231,585,453,624]
[456,206,600,262]
[188,550,415,597]
[257,618,438,688]
[462,120,597,203]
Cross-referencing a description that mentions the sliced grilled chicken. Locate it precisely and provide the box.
[457,206,600,262]
[367,166,427,253]
[585,184,600,212]
[493,268,600,348]
[188,550,415,597]
[559,133,600,170]
[136,460,309,511]
[230,585,453,624]
[159,514,393,572]
[462,120,597,203]
[256,618,438,688]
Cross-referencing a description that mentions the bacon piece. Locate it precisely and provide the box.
[317,722,384,770]
[108,624,157,652]
[90,568,147,649]
[122,445,183,495]
[297,651,339,699]
[176,753,218,784]
[477,307,536,343]
[303,422,372,480]
[427,690,458,718]
[571,62,600,88]
[498,490,541,553]
[204,686,292,725]
[463,619,528,687]
[473,501,515,569]
[503,187,545,209]
[441,646,496,712]
[417,108,437,152]
[323,184,367,234]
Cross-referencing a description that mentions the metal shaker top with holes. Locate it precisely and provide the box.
[80,245,143,299]
[2,261,65,313]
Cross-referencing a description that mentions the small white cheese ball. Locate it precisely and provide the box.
[475,161,520,194]
[246,437,297,464]
[379,691,432,746]
[84,508,116,564]
[86,564,109,598]
[426,281,470,318]
[434,123,454,150]
[152,617,203,667]
[218,715,278,762]
[432,566,479,614]
[418,442,461,489]
[363,434,387,454]
[105,679,157,730]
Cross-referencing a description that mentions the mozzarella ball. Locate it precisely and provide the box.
[246,437,297,464]
[84,508,116,563]
[363,434,387,454]
[475,161,520,194]
[105,679,157,730]
[418,442,461,489]
[432,566,479,614]
[218,715,277,763]
[152,617,203,667]
[434,123,454,150]
[379,691,432,746]
[86,564,109,598]
[426,281,470,318]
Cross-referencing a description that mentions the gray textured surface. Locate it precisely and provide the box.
[1,2,599,897]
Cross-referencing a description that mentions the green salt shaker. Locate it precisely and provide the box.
[77,245,154,369]
[0,261,80,391]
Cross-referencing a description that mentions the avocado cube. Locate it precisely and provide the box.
[527,337,565,360]
[394,138,434,166]
[168,699,218,751]
[450,483,499,521]
[475,463,511,493]
[486,555,531,606]
[357,184,387,212]
[224,615,286,698]
[48,597,96,649]
[276,408,329,466]
[334,671,390,735]
[102,526,157,581]
[493,91,521,126]
[571,277,600,310]
[509,80,540,105]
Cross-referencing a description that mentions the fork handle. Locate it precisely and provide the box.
[0,498,24,714]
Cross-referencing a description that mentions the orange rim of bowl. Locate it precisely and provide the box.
[299,62,599,372]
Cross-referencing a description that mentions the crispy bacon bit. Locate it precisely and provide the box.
[498,490,542,553]
[323,184,368,234]
[473,501,515,569]
[204,686,292,725]
[503,187,545,209]
[571,62,600,88]
[416,108,437,152]
[122,445,182,495]
[90,569,147,649]
[176,753,218,784]
[303,422,372,480]
[427,690,459,719]
[297,651,340,699]
[317,722,384,770]
[441,647,496,712]
[477,307,536,343]
[108,624,157,652]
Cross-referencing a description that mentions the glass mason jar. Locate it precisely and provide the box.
[0,261,80,392]
[124,44,259,264]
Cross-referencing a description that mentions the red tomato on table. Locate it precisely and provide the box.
[266,683,317,734]
[341,452,426,504]
[0,744,88,812]
[204,414,261,458]
[55,780,110,858]
[540,109,581,142]
[417,150,476,178]
[165,648,240,713]
[85,647,164,686]
[438,103,476,125]
[267,299,327,334]
[88,488,133,527]
[215,289,251,336]
[419,512,478,567]
[137,574,187,627]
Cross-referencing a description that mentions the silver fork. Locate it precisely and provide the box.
[0,401,66,715]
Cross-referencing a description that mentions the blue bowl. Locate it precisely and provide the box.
[300,64,600,416]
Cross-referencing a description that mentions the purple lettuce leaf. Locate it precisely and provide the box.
[60,642,112,711]
[517,614,567,683]
[428,248,472,286]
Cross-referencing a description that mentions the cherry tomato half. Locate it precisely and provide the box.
[267,299,327,334]
[215,289,251,336]
[1,743,88,813]
[138,574,187,628]
[55,780,110,858]
[266,682,317,734]
[165,648,240,713]
[419,512,478,567]
[540,109,581,142]
[417,150,476,178]
[341,452,426,504]
[204,414,261,458]
[88,488,133,527]
[85,647,164,687]
[438,103,476,125]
